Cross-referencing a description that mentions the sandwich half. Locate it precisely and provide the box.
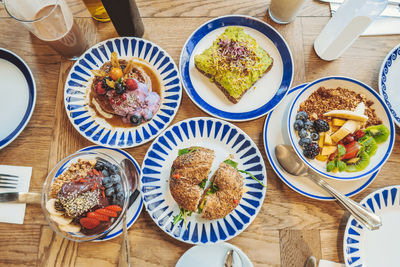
[169,147,215,212]
[199,161,247,220]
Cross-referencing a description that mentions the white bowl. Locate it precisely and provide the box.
[287,76,395,180]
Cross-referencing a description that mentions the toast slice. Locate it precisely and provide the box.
[194,26,273,104]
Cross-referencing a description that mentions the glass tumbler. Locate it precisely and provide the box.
[269,0,306,24]
[1,0,88,59]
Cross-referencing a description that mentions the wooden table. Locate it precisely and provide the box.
[0,0,399,266]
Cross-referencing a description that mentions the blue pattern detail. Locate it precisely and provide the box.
[200,225,208,243]
[182,222,191,241]
[391,188,397,205]
[158,211,172,227]
[151,205,167,219]
[109,132,117,146]
[181,122,190,139]
[158,136,171,151]
[214,121,222,139]
[85,125,99,137]
[229,215,243,230]
[144,192,162,202]
[79,121,94,132]
[191,224,199,243]
[209,224,218,242]
[217,222,227,240]
[198,119,205,136]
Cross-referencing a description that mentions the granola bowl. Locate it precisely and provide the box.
[287,76,395,181]
[41,151,130,242]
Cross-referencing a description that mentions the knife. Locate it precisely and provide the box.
[0,192,41,204]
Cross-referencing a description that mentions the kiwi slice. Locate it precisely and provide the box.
[358,135,378,157]
[365,124,390,144]
[345,151,370,172]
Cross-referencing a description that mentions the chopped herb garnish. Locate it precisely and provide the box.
[198,178,207,189]
[173,207,191,228]
[223,159,238,169]
[337,160,346,172]
[178,147,198,156]
[117,77,122,83]
[224,159,266,187]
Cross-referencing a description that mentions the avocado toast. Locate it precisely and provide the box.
[194,26,273,104]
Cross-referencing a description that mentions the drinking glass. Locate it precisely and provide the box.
[82,0,110,22]
[269,0,306,24]
[1,0,88,59]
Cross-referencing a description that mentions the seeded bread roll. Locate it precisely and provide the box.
[169,147,215,212]
[201,162,246,220]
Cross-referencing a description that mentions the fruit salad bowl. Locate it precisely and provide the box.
[287,76,395,181]
[41,151,130,242]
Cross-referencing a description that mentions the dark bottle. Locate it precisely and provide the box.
[101,0,144,37]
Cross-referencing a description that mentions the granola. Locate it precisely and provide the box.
[299,87,382,127]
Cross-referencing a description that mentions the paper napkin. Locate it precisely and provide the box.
[329,3,400,36]
[0,165,32,224]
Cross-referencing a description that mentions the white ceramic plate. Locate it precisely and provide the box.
[343,185,400,266]
[140,117,267,244]
[379,43,400,127]
[176,242,253,267]
[180,15,293,121]
[78,146,143,241]
[0,48,36,150]
[287,77,395,181]
[264,84,379,200]
[64,37,182,148]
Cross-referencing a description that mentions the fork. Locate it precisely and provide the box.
[0,173,18,189]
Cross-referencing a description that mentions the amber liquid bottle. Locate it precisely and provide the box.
[101,0,144,37]
[83,0,110,22]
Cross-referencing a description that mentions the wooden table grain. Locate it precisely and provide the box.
[0,0,399,266]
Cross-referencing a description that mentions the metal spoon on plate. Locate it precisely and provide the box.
[118,158,140,267]
[275,144,382,230]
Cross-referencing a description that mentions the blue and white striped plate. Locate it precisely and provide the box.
[0,48,36,150]
[379,43,400,127]
[78,146,143,242]
[140,117,267,244]
[264,84,379,201]
[64,37,182,148]
[343,185,400,266]
[180,15,293,122]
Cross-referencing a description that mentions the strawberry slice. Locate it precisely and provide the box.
[80,217,100,229]
[105,205,122,212]
[341,141,360,160]
[95,208,118,217]
[87,211,109,222]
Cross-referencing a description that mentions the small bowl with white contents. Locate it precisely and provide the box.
[287,76,394,180]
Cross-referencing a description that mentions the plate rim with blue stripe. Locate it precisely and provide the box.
[0,48,36,150]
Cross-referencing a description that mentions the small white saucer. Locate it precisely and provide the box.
[263,84,379,201]
[176,242,253,267]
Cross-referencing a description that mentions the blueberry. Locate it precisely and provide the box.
[299,137,312,147]
[294,120,304,131]
[310,132,320,141]
[130,114,142,126]
[115,183,123,192]
[105,187,114,197]
[303,120,314,130]
[115,82,126,94]
[116,192,124,200]
[101,169,109,177]
[296,111,309,121]
[102,176,111,185]
[298,129,308,138]
[111,174,121,184]
[108,164,118,175]
[94,161,104,171]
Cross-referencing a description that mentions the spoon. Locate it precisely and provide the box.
[275,144,382,230]
[118,159,140,267]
